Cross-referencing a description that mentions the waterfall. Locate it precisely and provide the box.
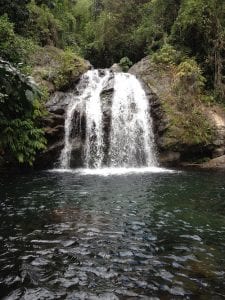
[109,73,157,167]
[85,70,110,168]
[59,69,157,169]
[59,95,83,169]
[60,70,110,168]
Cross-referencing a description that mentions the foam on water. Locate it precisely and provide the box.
[50,167,177,176]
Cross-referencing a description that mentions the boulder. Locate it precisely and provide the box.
[200,155,225,169]
[46,91,71,114]
[110,63,123,73]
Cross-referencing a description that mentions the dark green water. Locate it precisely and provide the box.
[0,169,225,299]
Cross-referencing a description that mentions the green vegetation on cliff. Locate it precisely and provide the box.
[153,53,213,147]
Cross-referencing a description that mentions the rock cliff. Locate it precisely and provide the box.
[129,56,225,166]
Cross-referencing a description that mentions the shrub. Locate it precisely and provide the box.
[53,48,85,89]
[174,58,206,95]
[151,43,186,65]
[27,0,62,46]
[0,119,46,164]
[0,15,38,65]
[119,57,133,72]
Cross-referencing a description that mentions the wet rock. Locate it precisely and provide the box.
[35,141,64,169]
[200,155,225,169]
[212,147,225,158]
[46,91,70,114]
[159,151,181,165]
[100,75,114,164]
[110,63,123,73]
[44,125,64,140]
[42,113,65,127]
[69,138,84,168]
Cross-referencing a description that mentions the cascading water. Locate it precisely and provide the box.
[109,73,157,167]
[85,70,110,168]
[60,70,110,169]
[59,69,157,169]
[60,95,83,169]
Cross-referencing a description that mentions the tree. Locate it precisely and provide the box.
[82,0,151,66]
[171,0,225,97]
[0,0,30,34]
[0,60,46,165]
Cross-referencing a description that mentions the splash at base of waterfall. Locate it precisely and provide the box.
[51,167,177,177]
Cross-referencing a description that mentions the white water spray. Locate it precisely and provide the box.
[59,70,157,169]
[109,73,157,167]
[85,70,110,168]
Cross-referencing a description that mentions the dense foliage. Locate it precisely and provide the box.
[0,0,225,165]
[0,60,46,165]
[1,0,224,89]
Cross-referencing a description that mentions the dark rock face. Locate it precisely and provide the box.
[46,92,71,114]
[141,81,167,138]
[159,151,181,165]
[100,73,114,164]
[69,111,86,168]
[70,137,84,168]
[35,92,69,169]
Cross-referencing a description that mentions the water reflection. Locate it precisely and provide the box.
[0,170,225,299]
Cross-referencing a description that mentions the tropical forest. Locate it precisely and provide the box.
[1,0,225,299]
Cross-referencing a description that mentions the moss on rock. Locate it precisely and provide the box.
[32,46,91,93]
